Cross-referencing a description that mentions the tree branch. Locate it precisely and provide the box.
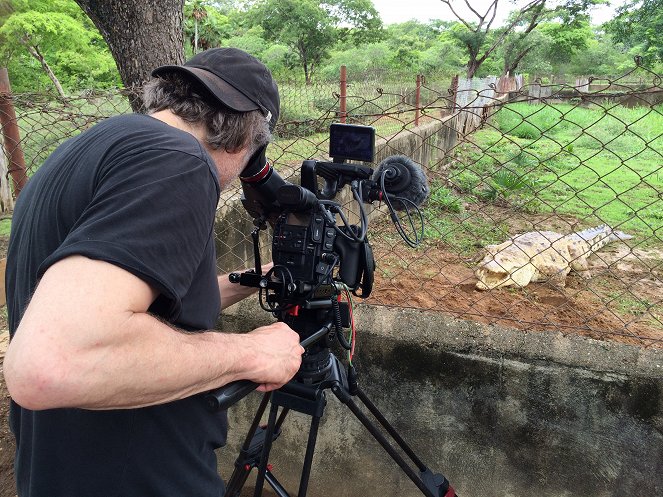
[440,0,474,30]
[484,0,499,32]
[478,0,546,65]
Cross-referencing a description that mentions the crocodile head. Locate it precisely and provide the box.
[474,242,534,290]
[474,258,512,290]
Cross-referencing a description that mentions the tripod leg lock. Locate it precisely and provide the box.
[421,468,456,497]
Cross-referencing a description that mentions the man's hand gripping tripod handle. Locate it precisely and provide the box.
[204,322,333,411]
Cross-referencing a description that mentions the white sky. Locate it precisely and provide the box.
[371,0,622,26]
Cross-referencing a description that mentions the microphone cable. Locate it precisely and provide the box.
[379,170,425,248]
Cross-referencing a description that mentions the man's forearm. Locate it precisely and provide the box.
[6,311,258,410]
[4,256,302,411]
[218,272,258,310]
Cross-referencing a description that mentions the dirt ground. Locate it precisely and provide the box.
[0,223,661,495]
[368,240,663,348]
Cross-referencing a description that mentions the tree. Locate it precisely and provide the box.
[74,0,185,111]
[500,4,546,75]
[184,0,231,54]
[251,0,382,84]
[0,0,118,95]
[441,0,549,78]
[606,0,663,66]
[440,0,601,78]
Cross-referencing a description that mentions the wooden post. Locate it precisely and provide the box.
[450,74,459,113]
[0,145,13,212]
[0,68,28,198]
[415,74,421,127]
[339,65,347,124]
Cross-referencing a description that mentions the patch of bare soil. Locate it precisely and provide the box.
[367,239,663,348]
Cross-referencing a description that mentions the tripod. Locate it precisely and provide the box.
[214,307,457,497]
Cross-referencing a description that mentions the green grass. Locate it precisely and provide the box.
[451,102,663,244]
[0,219,10,237]
[423,209,508,256]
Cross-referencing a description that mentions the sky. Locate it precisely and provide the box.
[370,0,623,26]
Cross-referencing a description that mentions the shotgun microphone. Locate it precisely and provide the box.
[368,155,430,209]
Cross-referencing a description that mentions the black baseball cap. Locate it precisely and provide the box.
[152,47,280,131]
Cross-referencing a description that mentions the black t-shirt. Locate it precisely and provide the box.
[6,114,227,497]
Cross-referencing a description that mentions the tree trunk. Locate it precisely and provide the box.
[503,46,533,76]
[194,18,199,53]
[23,43,67,101]
[74,0,185,112]
[467,58,480,79]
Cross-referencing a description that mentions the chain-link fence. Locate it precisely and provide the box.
[1,63,661,348]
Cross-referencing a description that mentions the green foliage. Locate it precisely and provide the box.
[538,20,593,65]
[428,184,464,213]
[495,108,542,139]
[490,170,537,197]
[0,0,119,92]
[249,0,382,83]
[183,0,232,54]
[606,0,663,66]
[0,219,11,237]
[459,102,663,242]
[423,211,506,256]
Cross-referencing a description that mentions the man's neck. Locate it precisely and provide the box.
[149,109,208,145]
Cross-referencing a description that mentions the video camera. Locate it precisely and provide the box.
[210,125,457,497]
[232,123,429,312]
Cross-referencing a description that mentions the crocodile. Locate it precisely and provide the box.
[475,225,633,290]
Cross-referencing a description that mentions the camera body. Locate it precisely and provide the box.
[270,124,377,304]
[272,206,373,300]
[235,124,377,309]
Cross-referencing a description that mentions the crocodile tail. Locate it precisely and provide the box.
[574,224,633,252]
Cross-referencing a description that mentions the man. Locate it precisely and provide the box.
[3,47,304,496]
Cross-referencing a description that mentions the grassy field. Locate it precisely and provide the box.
[426,102,663,252]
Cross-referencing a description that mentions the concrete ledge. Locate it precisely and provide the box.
[217,301,663,497]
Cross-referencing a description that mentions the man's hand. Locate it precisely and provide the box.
[245,322,304,392]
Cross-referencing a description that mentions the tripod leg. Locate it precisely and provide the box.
[225,393,272,497]
[253,402,280,497]
[297,414,322,497]
[331,385,454,497]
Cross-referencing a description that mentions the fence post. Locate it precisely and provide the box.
[0,144,12,213]
[0,68,27,199]
[415,74,421,127]
[339,65,347,124]
[450,74,459,113]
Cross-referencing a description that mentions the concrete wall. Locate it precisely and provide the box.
[217,301,663,497]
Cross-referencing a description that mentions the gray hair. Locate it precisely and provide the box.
[143,73,271,154]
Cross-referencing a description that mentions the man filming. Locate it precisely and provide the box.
[3,47,304,497]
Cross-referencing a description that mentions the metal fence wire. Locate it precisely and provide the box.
[1,63,661,348]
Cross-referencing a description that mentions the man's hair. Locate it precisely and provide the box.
[143,73,271,154]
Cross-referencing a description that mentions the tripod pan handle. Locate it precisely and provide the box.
[205,380,258,411]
